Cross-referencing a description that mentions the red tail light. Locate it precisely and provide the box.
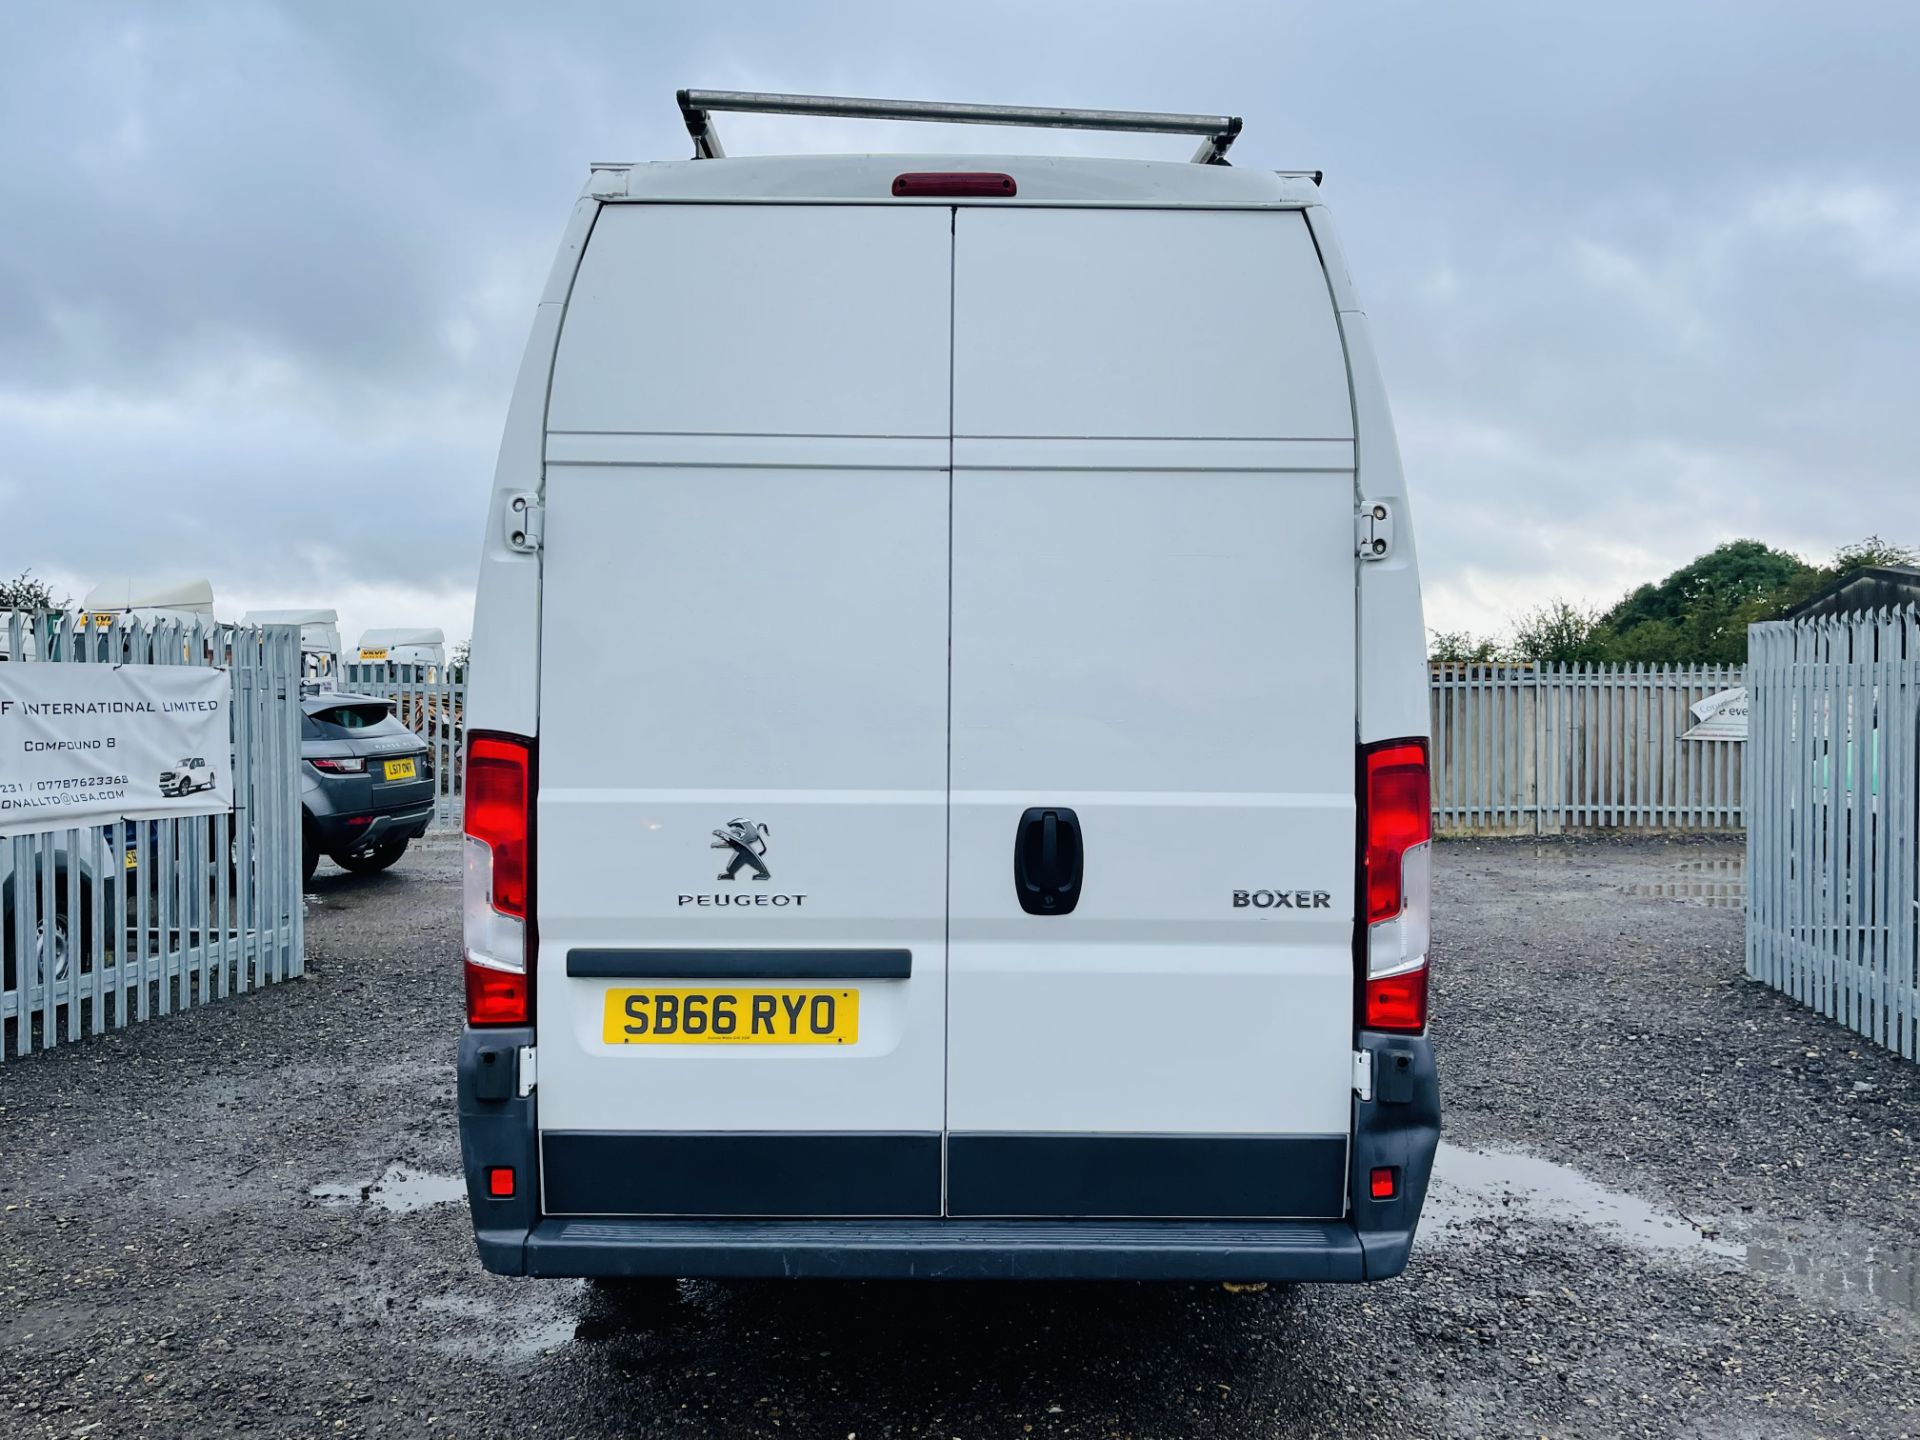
[464,733,533,1026]
[1364,741,1430,923]
[1364,966,1428,1032]
[465,964,528,1028]
[1360,738,1431,1033]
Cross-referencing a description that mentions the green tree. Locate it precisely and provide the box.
[1509,599,1611,664]
[1433,534,1914,670]
[1427,628,1504,664]
[0,569,64,613]
[1828,534,1919,575]
[1601,540,1815,636]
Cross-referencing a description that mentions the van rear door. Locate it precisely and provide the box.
[944,207,1361,1219]
[532,204,953,1217]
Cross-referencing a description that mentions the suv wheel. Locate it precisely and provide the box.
[2,871,93,993]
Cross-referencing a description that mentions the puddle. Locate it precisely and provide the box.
[420,1290,585,1362]
[1425,1142,1742,1259]
[417,1282,695,1363]
[310,1163,466,1215]
[1623,856,1746,907]
[1745,1228,1920,1315]
[1426,1143,1919,1317]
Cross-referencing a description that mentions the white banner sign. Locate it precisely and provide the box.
[0,664,234,837]
[1682,685,1748,742]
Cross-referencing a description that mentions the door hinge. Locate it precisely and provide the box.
[504,491,544,554]
[1356,499,1394,561]
[1351,1049,1373,1102]
[517,1045,537,1097]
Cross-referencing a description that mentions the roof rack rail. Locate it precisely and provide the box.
[675,89,1244,165]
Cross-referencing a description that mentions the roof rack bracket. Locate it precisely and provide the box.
[675,89,1243,165]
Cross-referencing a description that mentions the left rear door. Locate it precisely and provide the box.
[532,203,954,1217]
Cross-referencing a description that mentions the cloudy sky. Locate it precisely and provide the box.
[3,2,1917,649]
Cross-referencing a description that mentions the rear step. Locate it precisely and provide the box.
[522,1217,1365,1281]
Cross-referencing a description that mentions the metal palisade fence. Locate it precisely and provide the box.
[1430,664,1746,833]
[1746,608,1920,1060]
[341,663,465,827]
[1,612,304,1062]
[339,661,1742,838]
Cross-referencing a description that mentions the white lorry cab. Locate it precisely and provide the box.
[458,92,1438,1284]
[242,608,342,678]
[77,577,220,662]
[79,576,217,637]
[355,627,446,675]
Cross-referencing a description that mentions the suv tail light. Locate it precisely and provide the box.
[1360,738,1431,1032]
[464,733,533,1025]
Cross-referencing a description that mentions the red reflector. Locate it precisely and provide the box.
[1365,966,1429,1032]
[892,171,1017,197]
[486,1166,515,1199]
[1363,739,1431,923]
[345,815,372,828]
[465,735,531,918]
[1369,1166,1397,1201]
[465,959,529,1027]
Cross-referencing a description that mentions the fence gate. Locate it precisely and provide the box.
[1,613,303,1061]
[340,663,464,827]
[1747,608,1920,1060]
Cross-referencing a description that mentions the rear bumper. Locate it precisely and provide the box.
[514,1216,1366,1281]
[306,802,434,852]
[457,1026,1440,1283]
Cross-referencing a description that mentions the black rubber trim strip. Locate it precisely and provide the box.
[946,1133,1349,1219]
[565,948,911,980]
[519,1215,1367,1281]
[541,1131,942,1217]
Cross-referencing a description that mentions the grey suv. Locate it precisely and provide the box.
[301,694,433,883]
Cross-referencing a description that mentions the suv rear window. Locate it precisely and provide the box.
[303,702,409,740]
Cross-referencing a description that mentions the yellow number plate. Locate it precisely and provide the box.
[602,987,858,1046]
[382,758,417,781]
[359,648,389,661]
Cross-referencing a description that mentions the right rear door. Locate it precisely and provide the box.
[944,207,1362,1219]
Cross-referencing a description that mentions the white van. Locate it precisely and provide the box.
[457,92,1438,1283]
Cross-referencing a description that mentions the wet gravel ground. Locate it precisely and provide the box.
[3,833,1918,1438]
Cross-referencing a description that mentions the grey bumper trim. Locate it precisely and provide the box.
[519,1216,1365,1280]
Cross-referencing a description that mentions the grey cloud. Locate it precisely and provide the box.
[1,0,1917,634]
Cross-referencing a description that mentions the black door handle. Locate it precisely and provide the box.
[1015,807,1083,916]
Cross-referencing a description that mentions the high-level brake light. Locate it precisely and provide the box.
[464,733,533,1026]
[891,171,1017,197]
[1361,738,1431,1033]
